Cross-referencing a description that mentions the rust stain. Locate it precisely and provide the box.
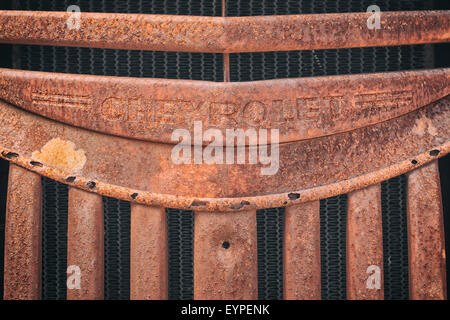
[0,11,448,52]
[31,138,86,172]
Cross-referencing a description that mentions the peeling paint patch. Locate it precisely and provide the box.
[412,116,438,137]
[32,138,86,172]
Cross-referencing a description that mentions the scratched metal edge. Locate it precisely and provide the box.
[0,11,449,52]
[0,142,448,213]
[0,67,448,145]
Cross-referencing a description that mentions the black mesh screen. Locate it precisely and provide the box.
[320,195,347,300]
[103,197,130,300]
[166,209,194,300]
[0,160,9,300]
[42,178,68,300]
[256,208,284,300]
[381,175,409,300]
[439,155,450,299]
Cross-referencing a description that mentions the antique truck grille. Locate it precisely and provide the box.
[0,0,449,301]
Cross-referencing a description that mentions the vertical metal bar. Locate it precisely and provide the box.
[4,165,42,300]
[347,184,384,300]
[67,187,104,300]
[194,210,258,299]
[284,201,321,299]
[407,161,447,300]
[130,204,168,300]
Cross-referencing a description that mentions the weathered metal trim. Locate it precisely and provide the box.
[0,68,448,145]
[194,210,258,299]
[284,201,321,300]
[407,161,447,300]
[347,184,384,300]
[1,142,448,213]
[3,165,42,300]
[67,187,104,300]
[0,11,449,53]
[0,97,448,212]
[130,204,168,300]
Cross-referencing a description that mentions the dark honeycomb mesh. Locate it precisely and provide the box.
[438,155,450,297]
[320,195,347,300]
[42,178,68,300]
[103,197,131,300]
[166,209,194,300]
[256,207,284,300]
[0,160,9,300]
[381,175,409,300]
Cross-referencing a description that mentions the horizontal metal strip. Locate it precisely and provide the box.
[0,68,448,144]
[0,96,448,212]
[0,10,449,53]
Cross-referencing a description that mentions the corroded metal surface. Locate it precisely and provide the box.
[194,210,258,299]
[67,187,104,300]
[0,11,449,53]
[284,201,321,300]
[347,184,384,300]
[0,68,448,144]
[3,165,41,300]
[0,95,448,212]
[407,161,447,300]
[130,205,168,300]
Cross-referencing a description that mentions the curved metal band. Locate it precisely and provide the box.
[1,68,448,145]
[0,96,448,212]
[0,10,449,53]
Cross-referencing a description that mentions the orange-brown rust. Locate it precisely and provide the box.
[194,210,258,299]
[0,11,448,53]
[0,68,448,144]
[284,201,321,300]
[407,161,447,300]
[0,96,448,212]
[347,184,384,300]
[67,187,104,300]
[3,165,42,300]
[130,204,168,300]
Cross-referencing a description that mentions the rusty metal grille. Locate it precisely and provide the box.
[228,0,435,81]
[0,0,449,302]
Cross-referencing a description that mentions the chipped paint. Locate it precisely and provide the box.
[32,138,86,172]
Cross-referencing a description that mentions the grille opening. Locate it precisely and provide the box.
[256,207,284,300]
[381,175,409,300]
[11,0,222,15]
[439,154,450,298]
[320,195,347,300]
[226,0,437,16]
[103,196,131,300]
[167,208,194,300]
[0,159,9,300]
[42,177,68,300]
